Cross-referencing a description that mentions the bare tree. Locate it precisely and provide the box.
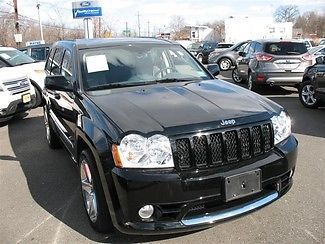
[274,5,300,23]
[169,15,188,40]
[294,11,325,37]
[203,20,225,42]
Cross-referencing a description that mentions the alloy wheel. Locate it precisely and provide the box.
[80,160,98,223]
[248,74,253,90]
[219,58,231,70]
[197,54,203,63]
[44,109,51,143]
[232,68,242,83]
[301,84,317,106]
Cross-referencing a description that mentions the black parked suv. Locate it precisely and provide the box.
[43,38,297,235]
[208,41,249,71]
[299,56,325,108]
[233,40,313,91]
[188,41,218,64]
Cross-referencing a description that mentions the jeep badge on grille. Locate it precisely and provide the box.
[220,119,236,126]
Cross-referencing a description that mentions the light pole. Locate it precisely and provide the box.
[36,3,44,41]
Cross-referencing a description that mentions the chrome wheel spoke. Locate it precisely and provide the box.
[80,160,98,223]
[302,84,317,105]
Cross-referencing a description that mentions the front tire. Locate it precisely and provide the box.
[299,81,319,108]
[197,53,203,63]
[219,58,232,71]
[79,149,114,233]
[232,68,243,83]
[247,73,258,91]
[33,86,42,108]
[43,107,61,149]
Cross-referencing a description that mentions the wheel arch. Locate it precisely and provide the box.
[75,127,121,227]
[30,78,45,107]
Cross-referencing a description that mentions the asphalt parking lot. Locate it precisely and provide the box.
[0,71,324,244]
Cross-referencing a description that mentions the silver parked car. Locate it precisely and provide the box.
[233,40,313,91]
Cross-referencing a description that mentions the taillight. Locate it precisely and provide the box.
[302,54,312,61]
[255,53,273,62]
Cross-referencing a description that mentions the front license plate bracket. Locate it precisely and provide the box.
[224,169,261,202]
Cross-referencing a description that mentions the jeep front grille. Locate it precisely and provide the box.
[173,122,273,171]
[3,78,30,95]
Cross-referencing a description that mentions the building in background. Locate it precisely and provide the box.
[225,17,293,43]
[188,25,213,42]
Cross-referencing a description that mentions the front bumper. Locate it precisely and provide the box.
[106,135,298,235]
[0,94,36,118]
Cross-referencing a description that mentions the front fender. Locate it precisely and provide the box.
[75,115,121,227]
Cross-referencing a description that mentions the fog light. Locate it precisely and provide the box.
[138,205,154,219]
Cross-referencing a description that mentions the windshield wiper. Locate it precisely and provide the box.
[154,78,199,84]
[17,62,34,66]
[87,78,201,91]
[86,81,156,91]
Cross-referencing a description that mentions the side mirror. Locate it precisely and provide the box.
[207,64,220,76]
[45,75,73,92]
[315,56,325,65]
[238,51,246,57]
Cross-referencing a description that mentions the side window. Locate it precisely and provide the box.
[45,48,54,72]
[248,42,256,55]
[51,48,64,75]
[243,43,250,54]
[254,42,263,53]
[61,50,73,82]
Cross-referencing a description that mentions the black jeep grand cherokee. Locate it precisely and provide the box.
[43,38,297,235]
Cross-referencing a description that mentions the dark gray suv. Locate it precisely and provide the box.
[232,40,313,91]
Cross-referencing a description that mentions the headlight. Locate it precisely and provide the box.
[112,134,174,168]
[271,111,291,145]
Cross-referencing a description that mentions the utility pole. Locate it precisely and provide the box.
[13,0,20,47]
[147,20,150,37]
[36,2,44,41]
[137,11,141,37]
[98,17,101,37]
[13,0,19,33]
[125,21,129,37]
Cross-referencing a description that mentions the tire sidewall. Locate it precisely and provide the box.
[79,149,113,233]
[219,58,232,71]
[43,107,61,149]
[248,73,256,91]
[299,81,319,108]
[197,53,203,63]
[232,68,243,83]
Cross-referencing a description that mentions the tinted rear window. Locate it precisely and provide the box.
[264,42,307,55]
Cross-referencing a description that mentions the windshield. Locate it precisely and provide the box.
[81,44,211,91]
[0,49,35,66]
[264,42,308,55]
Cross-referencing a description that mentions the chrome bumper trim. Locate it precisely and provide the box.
[181,191,278,226]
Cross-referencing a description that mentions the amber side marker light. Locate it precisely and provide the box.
[112,144,123,168]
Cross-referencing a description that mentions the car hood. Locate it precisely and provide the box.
[0,66,28,82]
[9,62,46,88]
[87,80,282,136]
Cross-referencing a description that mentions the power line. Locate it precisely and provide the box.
[0,10,82,31]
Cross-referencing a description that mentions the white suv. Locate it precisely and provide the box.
[0,71,36,121]
[0,47,46,108]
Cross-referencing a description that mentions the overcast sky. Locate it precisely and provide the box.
[1,0,324,35]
